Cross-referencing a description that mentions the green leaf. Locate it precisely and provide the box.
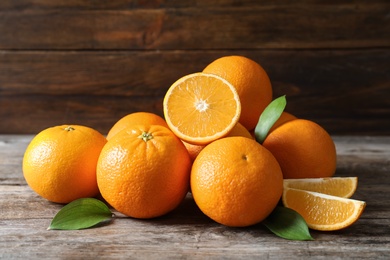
[254,95,287,144]
[48,198,113,230]
[263,206,313,241]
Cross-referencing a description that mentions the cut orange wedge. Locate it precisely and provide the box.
[163,72,241,145]
[283,177,358,198]
[283,188,366,231]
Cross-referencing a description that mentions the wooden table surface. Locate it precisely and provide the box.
[1,135,389,259]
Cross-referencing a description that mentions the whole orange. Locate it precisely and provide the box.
[183,122,254,162]
[203,55,273,131]
[97,125,191,219]
[23,125,107,203]
[191,136,283,227]
[263,119,337,179]
[106,112,168,140]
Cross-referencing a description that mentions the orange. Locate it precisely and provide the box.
[283,188,366,231]
[226,121,255,139]
[263,119,336,179]
[182,142,205,164]
[106,112,168,140]
[183,122,253,162]
[269,111,297,133]
[163,72,241,145]
[284,177,358,198]
[191,136,283,227]
[97,125,191,219]
[23,125,107,204]
[203,55,273,131]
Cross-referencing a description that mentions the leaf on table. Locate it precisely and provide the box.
[254,95,286,144]
[48,198,113,230]
[263,206,313,241]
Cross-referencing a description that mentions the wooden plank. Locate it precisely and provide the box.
[0,51,204,97]
[1,135,389,259]
[0,0,194,10]
[0,95,164,135]
[1,49,388,98]
[0,210,388,259]
[0,50,389,135]
[0,0,211,10]
[0,0,388,10]
[0,2,389,50]
[0,135,31,185]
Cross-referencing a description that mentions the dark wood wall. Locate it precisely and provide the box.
[1,1,389,135]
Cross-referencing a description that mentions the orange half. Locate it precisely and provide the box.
[163,72,241,145]
[283,188,366,231]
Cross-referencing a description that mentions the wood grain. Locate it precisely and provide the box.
[0,1,389,135]
[0,2,389,50]
[0,135,389,259]
[1,50,389,135]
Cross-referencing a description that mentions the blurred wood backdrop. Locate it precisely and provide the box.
[0,0,389,135]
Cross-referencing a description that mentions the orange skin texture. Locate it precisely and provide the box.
[97,125,191,219]
[106,112,168,140]
[191,136,283,227]
[263,119,337,179]
[23,125,107,204]
[203,55,273,131]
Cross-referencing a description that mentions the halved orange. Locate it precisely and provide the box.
[163,72,241,145]
[283,188,366,231]
[283,177,358,198]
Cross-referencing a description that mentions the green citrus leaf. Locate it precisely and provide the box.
[254,95,286,144]
[263,206,313,241]
[48,198,113,230]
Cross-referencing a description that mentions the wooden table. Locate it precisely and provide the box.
[1,135,389,259]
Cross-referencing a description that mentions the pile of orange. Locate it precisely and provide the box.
[22,55,365,231]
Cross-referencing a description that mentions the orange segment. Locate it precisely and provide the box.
[163,72,241,145]
[283,188,366,231]
[283,177,358,198]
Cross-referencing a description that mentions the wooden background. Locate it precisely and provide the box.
[0,0,389,135]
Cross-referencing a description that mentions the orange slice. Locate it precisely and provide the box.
[163,72,241,145]
[283,177,358,198]
[283,188,366,231]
